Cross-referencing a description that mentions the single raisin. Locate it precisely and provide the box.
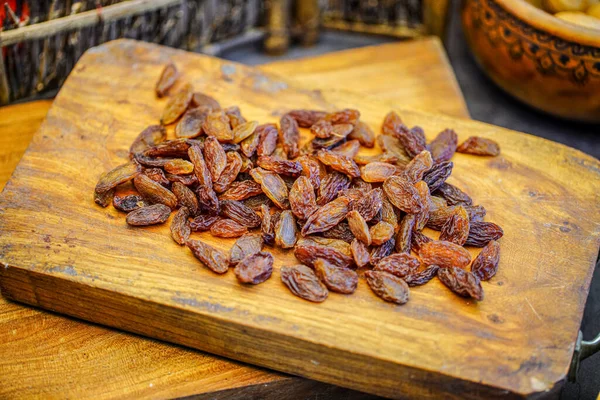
[404,265,440,287]
[435,183,473,206]
[95,161,140,194]
[471,240,500,280]
[383,175,423,214]
[439,205,470,245]
[457,136,500,156]
[347,210,372,245]
[419,240,471,268]
[365,270,410,304]
[279,114,300,158]
[287,109,327,127]
[289,176,317,220]
[370,221,395,246]
[465,222,504,247]
[249,167,290,209]
[234,252,273,284]
[161,83,193,125]
[113,194,145,213]
[374,253,420,278]
[294,238,355,269]
[314,259,358,294]
[130,125,166,155]
[175,107,208,139]
[170,206,191,245]
[191,92,220,110]
[348,121,375,148]
[219,179,262,201]
[164,159,194,175]
[187,239,229,274]
[172,182,200,216]
[203,110,233,141]
[438,267,484,301]
[395,214,415,253]
[126,204,171,226]
[301,196,350,236]
[210,219,248,238]
[429,129,458,163]
[156,63,179,97]
[317,172,350,205]
[133,174,177,209]
[281,265,328,303]
[275,210,298,249]
[204,136,227,182]
[350,238,370,268]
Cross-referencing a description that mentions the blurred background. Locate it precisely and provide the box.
[0,0,598,398]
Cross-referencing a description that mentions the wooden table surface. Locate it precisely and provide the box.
[2,38,599,399]
[0,38,468,400]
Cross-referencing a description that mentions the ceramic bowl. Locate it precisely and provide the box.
[462,0,600,122]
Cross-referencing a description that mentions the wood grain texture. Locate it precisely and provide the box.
[261,37,470,119]
[0,100,52,191]
[1,40,598,399]
[0,40,468,400]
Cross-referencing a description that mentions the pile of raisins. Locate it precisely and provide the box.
[94,63,504,305]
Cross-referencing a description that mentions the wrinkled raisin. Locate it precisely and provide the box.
[365,270,409,304]
[471,240,500,280]
[457,136,500,156]
[404,265,440,287]
[126,204,171,226]
[438,267,484,301]
[279,114,300,158]
[314,259,358,294]
[289,176,317,220]
[465,221,504,247]
[234,252,273,284]
[275,210,298,249]
[170,206,191,245]
[162,83,193,125]
[175,107,208,139]
[203,111,233,141]
[383,175,423,214]
[210,219,248,238]
[130,125,166,155]
[113,194,145,213]
[350,238,370,268]
[301,196,350,236]
[294,237,354,269]
[156,63,179,97]
[191,92,220,110]
[348,121,375,148]
[419,240,471,268]
[429,129,458,163]
[172,182,200,216]
[439,205,470,245]
[287,109,326,127]
[374,253,420,278]
[187,239,229,274]
[281,265,328,302]
[134,174,177,209]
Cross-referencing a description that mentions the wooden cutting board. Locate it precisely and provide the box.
[0,37,467,400]
[0,40,598,399]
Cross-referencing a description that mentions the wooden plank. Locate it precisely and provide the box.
[0,100,52,191]
[0,39,467,400]
[261,37,469,119]
[2,40,597,398]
